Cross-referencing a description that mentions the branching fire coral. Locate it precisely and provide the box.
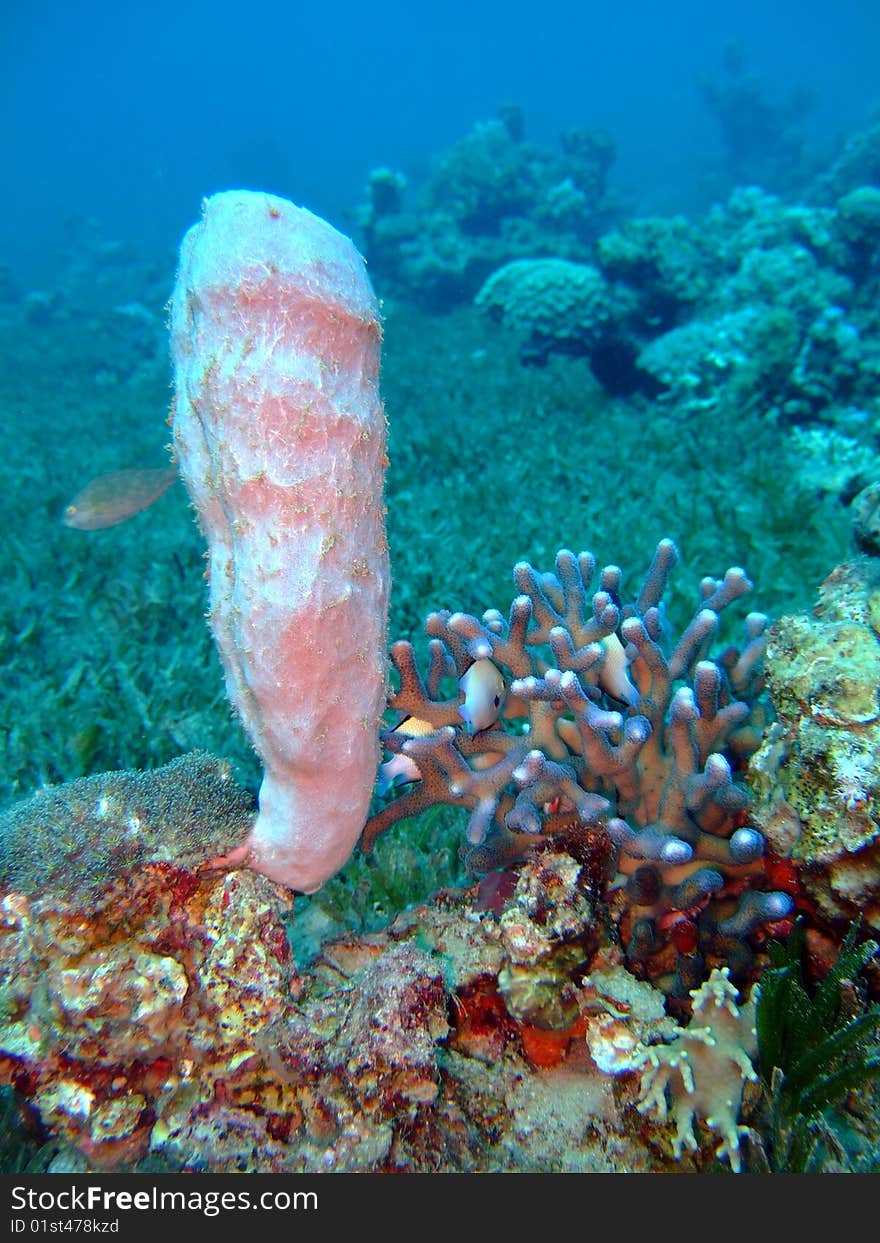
[633,966,758,1172]
[364,539,793,993]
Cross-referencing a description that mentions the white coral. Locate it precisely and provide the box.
[633,967,758,1172]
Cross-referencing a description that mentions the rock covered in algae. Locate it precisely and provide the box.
[0,756,700,1172]
[0,751,255,900]
[0,752,795,1172]
[495,851,595,1031]
[748,556,880,928]
[0,857,294,1169]
[852,481,880,557]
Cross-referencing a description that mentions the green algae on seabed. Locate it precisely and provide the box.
[748,921,880,1173]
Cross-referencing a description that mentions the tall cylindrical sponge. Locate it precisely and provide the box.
[171,191,390,892]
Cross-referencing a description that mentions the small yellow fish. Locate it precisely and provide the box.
[376,715,436,795]
[62,466,177,530]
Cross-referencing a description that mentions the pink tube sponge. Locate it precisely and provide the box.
[171,191,390,892]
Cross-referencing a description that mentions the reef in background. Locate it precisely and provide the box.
[356,107,617,311]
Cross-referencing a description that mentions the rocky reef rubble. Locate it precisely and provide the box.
[0,754,768,1174]
[749,548,880,938]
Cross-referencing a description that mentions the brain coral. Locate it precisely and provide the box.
[475,258,613,353]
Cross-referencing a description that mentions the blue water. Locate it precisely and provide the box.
[2,0,878,281]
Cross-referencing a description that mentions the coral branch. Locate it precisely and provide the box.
[365,540,791,993]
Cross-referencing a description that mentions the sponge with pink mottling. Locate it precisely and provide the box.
[171,191,389,892]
